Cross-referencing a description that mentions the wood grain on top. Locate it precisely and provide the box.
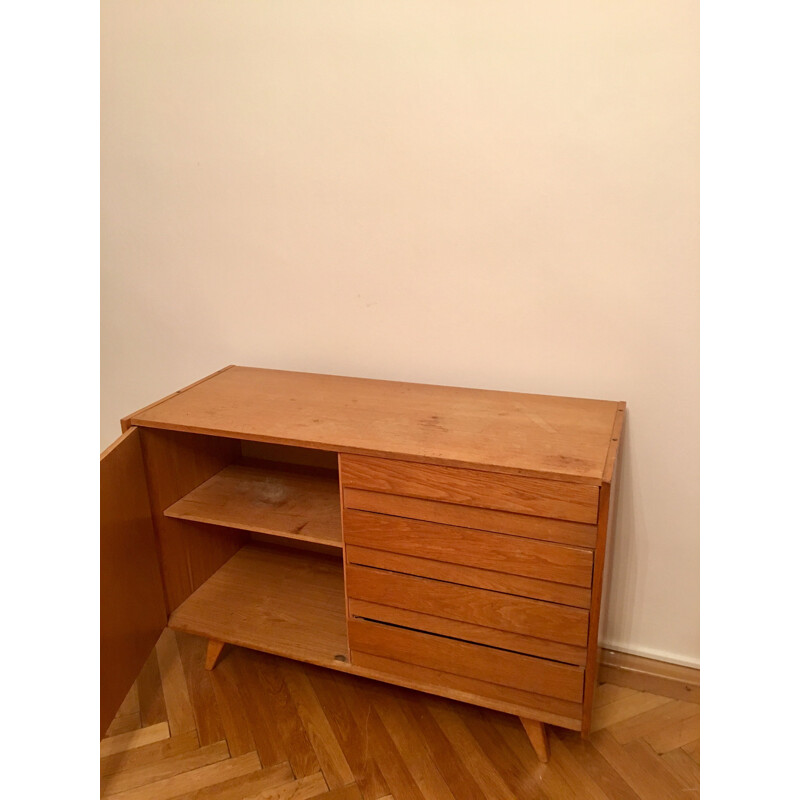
[129,366,621,483]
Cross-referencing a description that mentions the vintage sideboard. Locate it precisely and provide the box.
[100,365,625,762]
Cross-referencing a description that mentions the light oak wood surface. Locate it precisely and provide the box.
[165,462,342,547]
[348,599,587,666]
[351,650,584,730]
[120,365,236,433]
[129,366,620,482]
[168,544,349,668]
[101,428,168,735]
[346,546,591,608]
[101,740,231,795]
[204,640,226,671]
[101,721,171,759]
[520,718,550,763]
[340,454,600,523]
[348,619,585,703]
[343,490,598,548]
[345,564,589,646]
[155,628,196,737]
[343,508,594,588]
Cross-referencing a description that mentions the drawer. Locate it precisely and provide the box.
[348,618,585,704]
[342,491,597,548]
[348,546,591,609]
[353,648,583,728]
[343,509,594,590]
[340,454,600,524]
[349,599,586,665]
[346,564,589,647]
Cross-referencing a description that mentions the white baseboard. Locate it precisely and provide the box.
[600,640,700,670]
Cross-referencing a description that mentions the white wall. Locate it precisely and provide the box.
[101,1,698,667]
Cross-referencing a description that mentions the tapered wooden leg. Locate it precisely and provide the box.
[205,639,227,671]
[521,717,550,763]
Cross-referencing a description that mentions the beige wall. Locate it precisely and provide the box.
[101,2,698,666]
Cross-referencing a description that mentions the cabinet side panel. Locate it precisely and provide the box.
[100,428,167,734]
[138,428,245,611]
[581,409,625,735]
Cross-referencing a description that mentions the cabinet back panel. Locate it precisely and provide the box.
[241,441,339,470]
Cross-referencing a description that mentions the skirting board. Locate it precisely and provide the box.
[599,648,700,704]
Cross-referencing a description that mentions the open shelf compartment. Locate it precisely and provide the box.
[164,460,342,548]
[168,543,348,668]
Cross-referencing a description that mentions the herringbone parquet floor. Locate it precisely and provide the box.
[100,630,700,799]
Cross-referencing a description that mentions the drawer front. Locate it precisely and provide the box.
[354,650,583,728]
[348,618,585,704]
[347,564,589,647]
[349,598,587,665]
[343,509,594,589]
[342,490,597,548]
[341,454,599,524]
[347,546,591,609]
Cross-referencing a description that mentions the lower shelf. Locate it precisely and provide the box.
[169,544,348,668]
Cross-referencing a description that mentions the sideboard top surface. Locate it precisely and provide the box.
[129,366,624,484]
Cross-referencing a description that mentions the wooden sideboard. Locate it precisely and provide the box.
[100,365,625,762]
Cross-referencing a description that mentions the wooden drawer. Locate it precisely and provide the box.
[340,454,600,524]
[342,491,597,548]
[348,618,585,704]
[354,650,584,728]
[346,564,589,647]
[343,509,594,591]
[347,546,591,609]
[349,599,586,666]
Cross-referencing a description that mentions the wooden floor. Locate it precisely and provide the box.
[100,631,700,799]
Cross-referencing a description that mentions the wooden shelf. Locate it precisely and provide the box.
[164,462,342,548]
[169,544,348,668]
